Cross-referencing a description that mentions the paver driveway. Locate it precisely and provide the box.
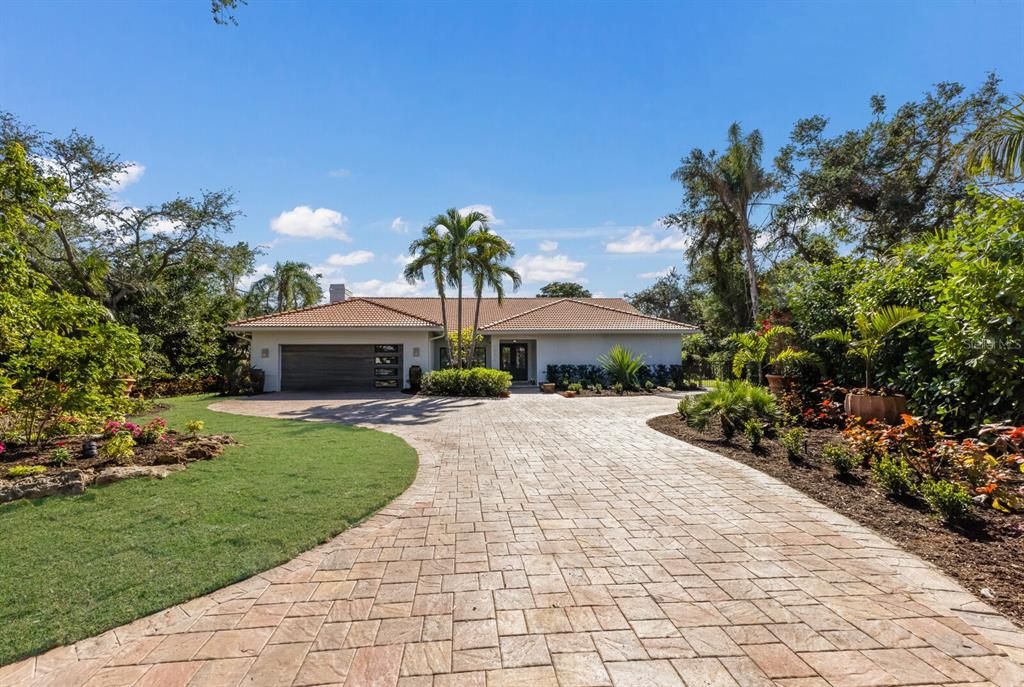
[3,392,1023,687]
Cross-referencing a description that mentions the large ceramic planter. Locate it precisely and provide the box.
[844,393,907,424]
[765,374,796,396]
[540,383,556,394]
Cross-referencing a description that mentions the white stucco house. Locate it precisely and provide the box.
[227,284,699,392]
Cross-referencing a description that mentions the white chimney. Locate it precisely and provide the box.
[329,283,348,303]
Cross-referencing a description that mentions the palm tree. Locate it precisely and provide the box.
[813,306,923,388]
[670,123,778,325]
[404,226,451,343]
[245,261,321,315]
[967,95,1024,180]
[466,230,521,365]
[727,324,795,384]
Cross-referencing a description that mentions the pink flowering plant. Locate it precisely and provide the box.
[138,418,168,445]
[103,419,142,439]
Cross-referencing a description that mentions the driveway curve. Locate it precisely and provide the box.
[3,392,1022,687]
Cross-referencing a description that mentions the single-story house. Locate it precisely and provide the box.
[227,284,699,392]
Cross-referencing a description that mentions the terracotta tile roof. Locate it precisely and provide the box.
[228,297,697,332]
[481,299,698,331]
[228,298,438,328]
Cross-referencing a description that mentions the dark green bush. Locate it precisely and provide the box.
[685,380,777,440]
[421,368,512,397]
[743,418,764,450]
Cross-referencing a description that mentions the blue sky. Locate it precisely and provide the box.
[2,0,1022,298]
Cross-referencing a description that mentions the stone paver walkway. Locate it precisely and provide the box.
[3,392,1023,687]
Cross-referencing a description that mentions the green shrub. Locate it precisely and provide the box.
[780,427,805,460]
[872,455,916,497]
[186,419,205,436]
[51,446,72,465]
[420,368,512,397]
[921,479,973,523]
[138,418,168,445]
[743,419,764,450]
[644,380,655,391]
[677,397,692,419]
[685,380,777,440]
[612,382,624,394]
[567,383,582,393]
[822,442,856,476]
[6,464,47,478]
[592,383,602,394]
[598,345,645,389]
[101,432,136,464]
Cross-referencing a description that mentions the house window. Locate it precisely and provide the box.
[373,344,401,389]
[440,346,486,368]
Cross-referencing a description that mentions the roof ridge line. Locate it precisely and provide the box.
[479,298,570,330]
[360,297,442,326]
[228,298,357,326]
[566,298,700,328]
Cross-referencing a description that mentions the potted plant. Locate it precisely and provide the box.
[813,306,922,423]
[728,324,795,385]
[765,348,821,394]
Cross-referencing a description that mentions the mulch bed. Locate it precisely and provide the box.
[647,413,1024,628]
[1,431,206,472]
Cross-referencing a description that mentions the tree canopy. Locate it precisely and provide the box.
[537,282,591,298]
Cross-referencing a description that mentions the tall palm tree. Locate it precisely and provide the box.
[245,261,322,315]
[466,230,521,365]
[403,226,451,344]
[670,123,778,325]
[967,94,1024,180]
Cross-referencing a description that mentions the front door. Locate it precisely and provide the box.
[500,343,529,382]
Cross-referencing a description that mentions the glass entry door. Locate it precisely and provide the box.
[499,343,529,381]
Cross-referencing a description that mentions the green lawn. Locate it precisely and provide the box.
[0,395,417,665]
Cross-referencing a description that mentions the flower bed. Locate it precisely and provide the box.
[0,417,234,504]
[648,413,1024,627]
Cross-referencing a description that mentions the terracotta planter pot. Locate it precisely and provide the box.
[844,393,907,424]
[540,383,556,394]
[765,374,796,396]
[561,391,577,398]
[117,377,136,393]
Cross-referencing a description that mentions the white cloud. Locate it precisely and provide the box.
[351,275,425,297]
[326,250,374,267]
[109,162,145,192]
[393,254,415,265]
[538,240,558,252]
[637,267,674,279]
[515,254,586,283]
[605,228,688,254]
[328,168,352,178]
[270,206,350,240]
[391,216,410,233]
[459,204,503,225]
[239,263,273,292]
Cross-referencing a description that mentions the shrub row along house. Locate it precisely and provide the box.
[228,286,698,392]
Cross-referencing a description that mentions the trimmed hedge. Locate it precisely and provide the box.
[545,363,699,389]
[421,368,512,397]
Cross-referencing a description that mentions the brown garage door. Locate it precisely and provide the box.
[280,344,403,391]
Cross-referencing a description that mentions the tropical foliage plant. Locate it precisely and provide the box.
[813,306,922,389]
[597,345,646,389]
[684,380,776,440]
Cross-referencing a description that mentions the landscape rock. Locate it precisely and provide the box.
[184,436,233,462]
[0,470,88,504]
[92,464,186,485]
